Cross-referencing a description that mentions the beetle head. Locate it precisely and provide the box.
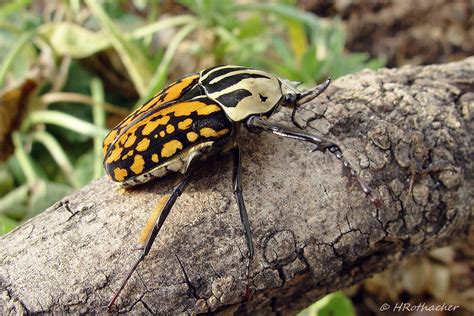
[279,78,331,129]
[279,79,301,102]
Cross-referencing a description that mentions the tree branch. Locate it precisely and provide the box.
[1,58,473,314]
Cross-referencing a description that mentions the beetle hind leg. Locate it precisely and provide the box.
[107,174,192,311]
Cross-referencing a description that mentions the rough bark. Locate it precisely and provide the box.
[1,58,473,315]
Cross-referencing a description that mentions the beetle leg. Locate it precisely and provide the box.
[232,146,254,260]
[107,174,192,311]
[246,116,381,207]
[232,145,254,300]
[291,78,331,130]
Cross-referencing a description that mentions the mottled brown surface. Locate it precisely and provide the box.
[1,58,473,314]
[305,0,473,67]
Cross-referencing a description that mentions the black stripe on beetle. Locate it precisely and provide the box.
[205,73,272,93]
[201,66,249,85]
[215,89,253,108]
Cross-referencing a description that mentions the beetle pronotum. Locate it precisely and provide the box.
[103,65,379,309]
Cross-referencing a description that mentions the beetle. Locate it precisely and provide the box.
[103,65,379,309]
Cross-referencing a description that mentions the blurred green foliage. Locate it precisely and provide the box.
[0,0,383,312]
[298,291,356,316]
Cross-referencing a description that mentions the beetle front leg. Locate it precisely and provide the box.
[246,116,381,207]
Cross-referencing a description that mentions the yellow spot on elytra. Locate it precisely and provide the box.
[136,138,150,152]
[166,124,175,134]
[160,101,215,117]
[178,118,193,130]
[117,101,218,145]
[151,154,159,163]
[142,116,170,135]
[139,93,161,114]
[197,104,221,115]
[159,131,165,137]
[161,140,183,158]
[199,127,229,138]
[187,132,199,142]
[106,75,197,150]
[138,74,199,116]
[113,168,128,181]
[138,194,170,246]
[122,149,134,160]
[154,134,158,138]
[124,134,137,148]
[130,154,145,174]
[111,93,219,150]
[103,129,118,155]
[106,146,123,164]
[163,76,197,102]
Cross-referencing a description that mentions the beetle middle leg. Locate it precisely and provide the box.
[246,116,381,207]
[232,146,254,260]
[108,174,192,311]
[231,145,254,299]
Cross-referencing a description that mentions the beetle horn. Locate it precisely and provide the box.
[297,78,331,106]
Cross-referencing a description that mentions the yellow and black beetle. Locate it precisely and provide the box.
[103,65,379,309]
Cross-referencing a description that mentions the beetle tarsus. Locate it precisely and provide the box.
[327,145,381,207]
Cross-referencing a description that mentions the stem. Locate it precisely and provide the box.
[12,132,39,186]
[91,78,106,180]
[22,110,109,138]
[32,131,80,188]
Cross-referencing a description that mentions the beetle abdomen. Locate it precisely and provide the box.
[104,96,234,184]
